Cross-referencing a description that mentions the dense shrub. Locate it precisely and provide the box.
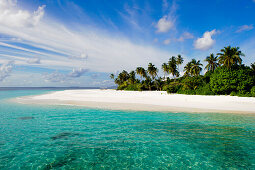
[195,84,215,95]
[117,81,128,90]
[165,83,181,94]
[177,89,196,95]
[124,84,141,91]
[181,76,205,90]
[210,66,255,95]
[250,86,255,97]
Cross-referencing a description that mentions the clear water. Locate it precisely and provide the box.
[0,89,255,169]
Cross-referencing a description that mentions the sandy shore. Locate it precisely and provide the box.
[14,89,255,114]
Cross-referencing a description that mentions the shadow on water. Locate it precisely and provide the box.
[50,132,80,140]
[18,116,35,120]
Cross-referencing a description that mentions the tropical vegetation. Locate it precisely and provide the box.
[110,46,255,97]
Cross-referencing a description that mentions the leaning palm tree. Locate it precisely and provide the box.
[110,73,115,79]
[136,67,146,80]
[176,54,184,76]
[190,59,203,76]
[217,46,244,69]
[204,53,219,72]
[161,63,168,79]
[147,63,158,80]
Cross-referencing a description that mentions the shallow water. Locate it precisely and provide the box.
[0,89,255,169]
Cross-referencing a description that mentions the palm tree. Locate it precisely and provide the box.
[128,71,136,84]
[204,53,219,72]
[118,70,129,83]
[176,54,184,76]
[136,67,146,80]
[217,46,244,69]
[144,77,153,91]
[161,63,168,79]
[168,56,179,78]
[110,73,115,79]
[190,59,203,76]
[147,63,158,80]
[184,62,192,76]
[154,77,163,91]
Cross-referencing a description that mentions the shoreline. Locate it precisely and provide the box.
[13,89,255,114]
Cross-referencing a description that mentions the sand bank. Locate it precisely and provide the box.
[14,89,255,114]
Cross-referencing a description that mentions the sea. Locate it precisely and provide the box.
[0,87,255,169]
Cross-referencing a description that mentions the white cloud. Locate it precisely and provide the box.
[71,53,88,60]
[194,30,217,50]
[163,39,171,45]
[155,15,174,33]
[43,68,89,83]
[177,32,194,42]
[0,60,14,81]
[27,57,41,64]
[68,68,89,77]
[236,25,254,33]
[0,0,45,27]
[43,71,67,83]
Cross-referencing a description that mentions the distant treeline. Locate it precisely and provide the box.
[110,46,255,97]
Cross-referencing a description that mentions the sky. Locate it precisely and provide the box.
[0,0,255,87]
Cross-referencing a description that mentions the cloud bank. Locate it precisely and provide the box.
[0,0,173,75]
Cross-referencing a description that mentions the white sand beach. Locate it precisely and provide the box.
[15,89,255,114]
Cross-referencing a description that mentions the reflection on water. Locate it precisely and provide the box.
[0,90,255,169]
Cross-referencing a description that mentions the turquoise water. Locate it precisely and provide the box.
[0,89,255,169]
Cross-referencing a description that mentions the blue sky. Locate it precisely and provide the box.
[0,0,255,87]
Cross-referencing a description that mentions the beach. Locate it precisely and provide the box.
[14,89,255,114]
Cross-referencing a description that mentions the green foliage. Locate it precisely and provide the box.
[168,56,179,78]
[112,46,254,97]
[181,76,204,90]
[165,83,181,94]
[217,46,244,68]
[147,63,158,80]
[194,84,215,95]
[210,66,255,95]
[116,81,128,90]
[177,89,196,95]
[250,86,255,97]
[205,53,219,72]
[124,84,142,91]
